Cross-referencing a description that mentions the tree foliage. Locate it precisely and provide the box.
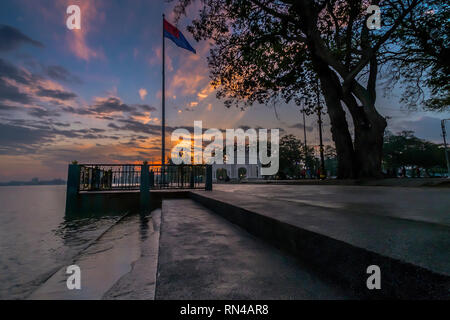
[173,0,447,178]
[279,134,304,178]
[383,130,446,169]
[384,0,449,111]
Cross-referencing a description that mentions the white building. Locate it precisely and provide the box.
[212,151,262,182]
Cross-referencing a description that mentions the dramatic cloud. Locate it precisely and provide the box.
[45,65,82,84]
[27,107,59,118]
[0,119,121,156]
[0,58,40,85]
[61,106,95,116]
[0,123,52,155]
[0,58,78,108]
[137,104,157,112]
[0,24,43,51]
[0,78,33,104]
[35,87,77,101]
[90,97,135,114]
[108,119,162,135]
[0,104,17,112]
[63,97,158,118]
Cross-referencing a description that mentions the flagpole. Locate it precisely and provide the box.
[161,14,166,166]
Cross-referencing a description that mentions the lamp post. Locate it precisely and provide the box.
[441,119,450,178]
[302,108,307,150]
[300,107,308,175]
[316,79,326,179]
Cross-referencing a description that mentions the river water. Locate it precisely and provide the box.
[0,185,124,299]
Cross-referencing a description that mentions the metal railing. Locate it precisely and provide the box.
[78,164,207,191]
[148,164,206,190]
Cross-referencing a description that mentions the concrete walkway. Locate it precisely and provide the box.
[155,199,351,299]
[190,185,450,298]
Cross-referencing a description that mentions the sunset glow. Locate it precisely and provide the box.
[0,0,448,181]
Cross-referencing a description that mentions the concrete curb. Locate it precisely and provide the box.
[235,178,450,188]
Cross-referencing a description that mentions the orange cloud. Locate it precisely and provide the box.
[139,88,148,100]
[197,84,215,100]
[165,39,212,100]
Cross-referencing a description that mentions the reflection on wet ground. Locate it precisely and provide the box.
[0,185,125,299]
[29,210,160,300]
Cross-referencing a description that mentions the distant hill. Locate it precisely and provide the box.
[0,178,66,186]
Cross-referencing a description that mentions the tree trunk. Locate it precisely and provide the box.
[341,90,387,179]
[314,60,356,179]
[347,73,387,179]
[353,109,387,178]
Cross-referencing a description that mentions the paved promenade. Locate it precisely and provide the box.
[214,184,450,226]
[195,185,450,274]
[190,184,450,298]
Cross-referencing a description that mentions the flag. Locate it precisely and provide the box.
[163,19,196,54]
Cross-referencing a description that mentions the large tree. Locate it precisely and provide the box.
[174,0,443,178]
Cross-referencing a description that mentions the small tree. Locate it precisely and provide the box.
[279,134,303,179]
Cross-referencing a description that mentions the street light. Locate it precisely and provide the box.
[301,108,307,151]
[299,97,309,176]
[316,78,326,179]
[441,119,450,178]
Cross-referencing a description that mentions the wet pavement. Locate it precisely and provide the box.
[155,199,351,299]
[214,184,450,226]
[193,185,450,277]
[29,212,160,300]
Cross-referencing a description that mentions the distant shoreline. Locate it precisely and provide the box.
[0,179,66,187]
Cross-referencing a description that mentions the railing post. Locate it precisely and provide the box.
[140,162,150,213]
[65,163,80,214]
[205,165,212,191]
[190,166,195,188]
[150,170,155,188]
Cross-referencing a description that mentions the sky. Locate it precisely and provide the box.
[0,0,449,182]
